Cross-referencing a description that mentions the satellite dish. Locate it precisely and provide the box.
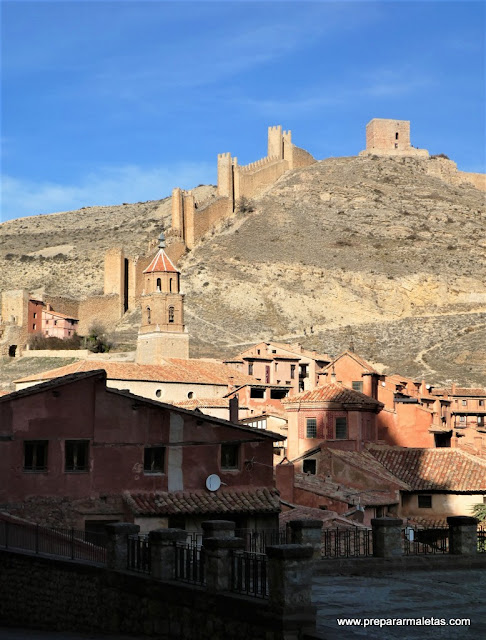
[206,474,221,492]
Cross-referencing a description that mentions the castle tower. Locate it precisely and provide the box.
[135,232,190,363]
[362,118,428,157]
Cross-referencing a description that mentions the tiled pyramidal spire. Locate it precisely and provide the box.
[136,230,189,363]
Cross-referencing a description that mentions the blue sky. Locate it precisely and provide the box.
[1,0,485,221]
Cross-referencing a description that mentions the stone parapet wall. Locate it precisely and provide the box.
[0,549,302,639]
[236,158,289,202]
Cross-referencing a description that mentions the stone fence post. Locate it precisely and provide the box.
[105,523,140,570]
[149,528,187,580]
[202,536,245,592]
[202,519,236,539]
[288,519,323,560]
[266,544,316,637]
[371,517,403,558]
[447,516,479,555]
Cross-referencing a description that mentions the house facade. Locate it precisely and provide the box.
[0,370,283,531]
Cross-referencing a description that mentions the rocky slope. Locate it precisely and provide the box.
[1,155,484,386]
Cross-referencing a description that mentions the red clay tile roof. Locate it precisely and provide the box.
[15,358,259,386]
[175,397,249,409]
[264,342,330,361]
[143,248,178,273]
[294,473,399,506]
[368,445,486,491]
[432,387,486,397]
[282,382,382,407]
[325,350,379,375]
[124,487,280,516]
[279,506,368,529]
[43,309,78,321]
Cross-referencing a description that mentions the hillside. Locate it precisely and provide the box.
[1,155,485,387]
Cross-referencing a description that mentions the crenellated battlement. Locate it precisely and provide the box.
[239,155,281,173]
[169,123,315,254]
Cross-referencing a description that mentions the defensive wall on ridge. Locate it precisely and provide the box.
[2,119,484,356]
[170,125,315,251]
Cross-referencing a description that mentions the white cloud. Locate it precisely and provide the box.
[0,162,215,222]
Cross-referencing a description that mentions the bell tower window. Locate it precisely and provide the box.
[146,307,151,324]
[168,306,175,323]
[156,278,161,291]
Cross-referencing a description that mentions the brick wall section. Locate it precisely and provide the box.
[0,550,292,639]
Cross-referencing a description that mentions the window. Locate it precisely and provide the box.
[418,495,432,509]
[250,388,265,399]
[395,132,399,140]
[335,417,348,439]
[248,362,254,375]
[146,307,151,324]
[144,446,165,473]
[168,306,175,323]
[65,440,89,472]
[33,312,37,319]
[275,362,278,371]
[265,366,270,383]
[156,278,161,290]
[306,418,317,438]
[303,459,316,475]
[462,400,467,406]
[169,278,173,292]
[270,389,288,400]
[479,400,484,407]
[290,365,295,379]
[221,444,239,470]
[32,324,36,330]
[352,381,363,393]
[459,416,466,423]
[24,441,48,471]
[54,320,58,325]
[45,320,49,325]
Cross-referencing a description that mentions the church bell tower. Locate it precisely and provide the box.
[135,232,189,363]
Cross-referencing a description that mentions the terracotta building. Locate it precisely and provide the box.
[368,445,486,525]
[282,382,383,461]
[431,385,486,456]
[0,370,283,532]
[319,351,452,449]
[227,341,331,394]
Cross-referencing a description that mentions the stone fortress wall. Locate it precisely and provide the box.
[1,119,484,356]
[169,125,315,251]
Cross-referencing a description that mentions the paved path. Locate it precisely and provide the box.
[313,568,486,639]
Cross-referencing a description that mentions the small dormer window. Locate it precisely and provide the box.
[168,306,175,323]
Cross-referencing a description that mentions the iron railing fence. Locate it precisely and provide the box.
[235,528,290,554]
[478,527,486,553]
[402,526,449,555]
[321,528,373,558]
[0,519,107,564]
[174,543,205,585]
[127,534,151,574]
[231,550,268,598]
[184,528,289,553]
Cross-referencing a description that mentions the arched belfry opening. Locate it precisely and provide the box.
[156,278,161,291]
[146,307,151,324]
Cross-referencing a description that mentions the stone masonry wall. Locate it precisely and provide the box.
[0,550,287,640]
[77,294,123,335]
